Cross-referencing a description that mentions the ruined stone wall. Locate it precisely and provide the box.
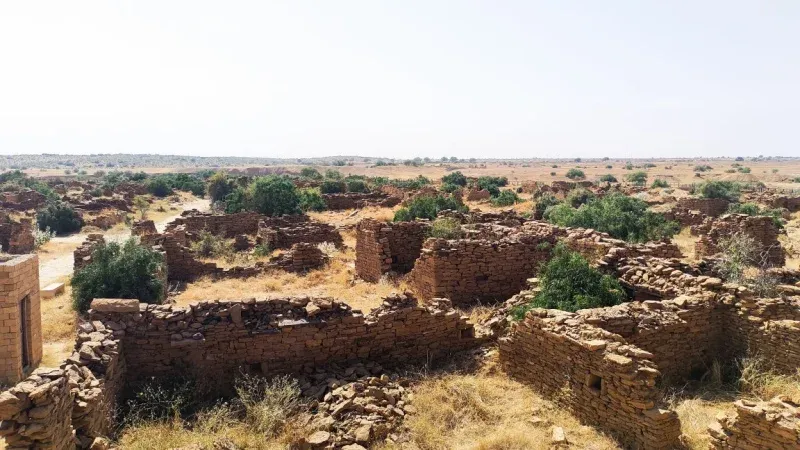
[408,233,556,305]
[676,197,730,216]
[0,215,34,254]
[725,297,800,375]
[499,309,682,449]
[257,220,343,250]
[709,398,800,449]
[321,192,400,210]
[0,189,48,211]
[0,306,124,449]
[168,211,308,237]
[0,255,42,386]
[355,219,430,282]
[89,294,478,388]
[464,189,491,201]
[73,234,106,272]
[269,243,328,272]
[695,214,785,266]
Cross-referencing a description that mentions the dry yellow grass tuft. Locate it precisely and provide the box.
[39,278,77,366]
[673,398,735,449]
[673,226,700,262]
[389,373,620,450]
[117,419,292,450]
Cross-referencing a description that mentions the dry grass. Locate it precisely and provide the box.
[388,372,620,450]
[308,205,397,228]
[39,278,77,366]
[174,233,406,313]
[117,419,292,450]
[673,398,735,449]
[673,226,700,262]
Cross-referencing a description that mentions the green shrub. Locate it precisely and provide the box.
[694,164,713,172]
[235,374,302,436]
[625,162,634,170]
[491,190,522,206]
[36,202,84,235]
[0,170,59,202]
[389,176,431,190]
[300,167,323,180]
[474,176,508,197]
[428,218,463,239]
[599,174,617,182]
[244,176,299,216]
[534,193,561,218]
[33,227,55,250]
[565,188,595,208]
[550,172,556,176]
[206,171,234,202]
[324,169,343,180]
[545,192,679,243]
[71,238,166,313]
[565,168,585,180]
[223,188,249,214]
[440,182,461,193]
[346,179,368,193]
[441,171,467,187]
[513,244,624,316]
[393,195,467,222]
[320,180,345,194]
[123,376,199,426]
[651,179,669,188]
[191,231,233,258]
[625,171,648,186]
[298,188,326,212]
[698,180,741,201]
[737,166,751,173]
[146,177,173,197]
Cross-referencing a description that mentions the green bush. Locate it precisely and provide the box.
[513,244,625,316]
[565,168,585,180]
[389,176,430,190]
[428,218,463,239]
[440,182,461,193]
[474,176,508,197]
[565,188,595,208]
[191,231,233,258]
[534,193,561,219]
[651,179,670,188]
[441,171,467,187]
[393,195,467,222]
[206,171,234,202]
[694,165,713,172]
[491,190,522,206]
[248,176,301,216]
[320,180,346,194]
[300,167,323,180]
[346,179,368,193]
[324,169,343,180]
[698,180,741,201]
[146,177,174,197]
[0,170,59,202]
[36,202,84,235]
[298,188,326,212]
[737,166,751,173]
[223,188,248,214]
[71,238,166,313]
[625,171,648,186]
[545,192,678,243]
[599,174,617,183]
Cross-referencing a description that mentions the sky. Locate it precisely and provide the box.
[1,1,798,159]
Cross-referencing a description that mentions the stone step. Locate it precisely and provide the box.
[41,282,65,299]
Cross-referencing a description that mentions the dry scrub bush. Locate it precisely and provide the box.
[713,232,779,297]
[234,374,303,436]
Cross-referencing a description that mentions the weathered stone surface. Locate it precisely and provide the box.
[90,298,140,313]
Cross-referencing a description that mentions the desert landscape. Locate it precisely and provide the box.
[1,155,799,449]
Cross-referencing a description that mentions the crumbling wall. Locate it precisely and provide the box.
[725,297,800,375]
[257,220,343,250]
[676,197,730,217]
[408,231,556,305]
[355,219,430,282]
[464,189,491,201]
[0,215,34,254]
[0,189,48,211]
[709,398,800,449]
[269,243,328,272]
[0,308,124,449]
[499,309,682,449]
[74,234,106,272]
[321,192,400,210]
[168,211,308,237]
[695,214,785,266]
[89,294,478,388]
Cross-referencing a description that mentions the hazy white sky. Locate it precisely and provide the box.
[1,1,798,159]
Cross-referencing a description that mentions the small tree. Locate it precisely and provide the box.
[71,238,166,313]
[698,181,740,202]
[300,167,323,180]
[441,171,467,187]
[565,188,595,208]
[298,188,326,212]
[206,171,234,202]
[513,244,624,316]
[534,193,561,219]
[146,177,174,197]
[36,202,84,235]
[565,168,585,180]
[346,179,368,193]
[491,190,522,206]
[133,195,150,220]
[625,171,648,186]
[651,179,669,188]
[393,195,467,222]
[248,176,301,216]
[599,174,617,183]
[319,180,346,194]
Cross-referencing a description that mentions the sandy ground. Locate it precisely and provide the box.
[37,197,210,286]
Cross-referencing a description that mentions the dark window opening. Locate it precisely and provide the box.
[20,295,31,370]
[587,373,602,393]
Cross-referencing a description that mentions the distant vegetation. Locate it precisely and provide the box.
[394,194,467,222]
